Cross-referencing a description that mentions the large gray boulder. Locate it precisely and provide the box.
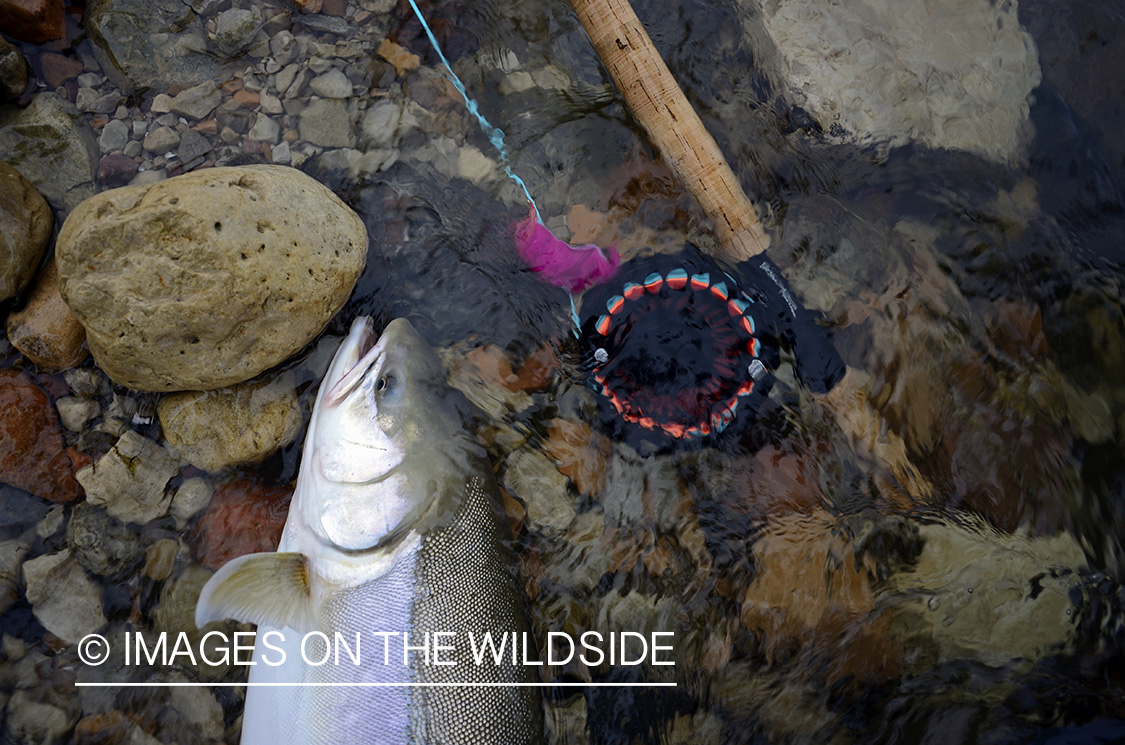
[751,0,1040,162]
[55,165,368,391]
[85,0,226,89]
[0,93,99,216]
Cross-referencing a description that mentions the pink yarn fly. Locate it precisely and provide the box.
[513,206,619,293]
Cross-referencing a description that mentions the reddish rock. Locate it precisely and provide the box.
[321,0,346,16]
[96,153,138,187]
[192,119,218,136]
[511,345,559,392]
[729,443,824,519]
[541,418,609,497]
[0,367,84,503]
[0,0,65,44]
[232,89,259,108]
[38,51,81,88]
[194,479,292,569]
[6,255,89,371]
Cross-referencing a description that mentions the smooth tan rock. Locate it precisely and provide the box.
[158,370,302,472]
[0,159,52,302]
[78,430,180,524]
[6,255,89,371]
[55,165,368,391]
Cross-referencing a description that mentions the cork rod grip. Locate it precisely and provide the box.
[569,0,770,260]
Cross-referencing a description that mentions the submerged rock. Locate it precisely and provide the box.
[85,0,225,89]
[886,517,1090,668]
[0,0,65,44]
[0,93,99,215]
[152,564,235,681]
[67,501,143,576]
[0,538,30,615]
[194,479,291,568]
[0,160,52,303]
[5,689,77,745]
[168,476,212,528]
[6,255,90,371]
[77,430,180,524]
[157,370,302,472]
[754,0,1040,161]
[55,165,368,391]
[0,38,29,101]
[22,549,107,644]
[0,369,84,503]
[213,8,262,57]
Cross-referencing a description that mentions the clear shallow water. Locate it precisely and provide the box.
[338,0,1125,742]
[4,0,1125,742]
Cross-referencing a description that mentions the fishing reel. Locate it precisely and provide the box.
[573,245,843,451]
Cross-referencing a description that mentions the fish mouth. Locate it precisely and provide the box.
[322,317,385,407]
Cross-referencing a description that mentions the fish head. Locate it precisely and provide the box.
[298,316,470,552]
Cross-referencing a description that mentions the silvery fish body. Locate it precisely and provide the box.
[197,317,543,744]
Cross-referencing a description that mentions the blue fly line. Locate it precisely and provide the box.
[405,0,541,221]
[406,0,582,333]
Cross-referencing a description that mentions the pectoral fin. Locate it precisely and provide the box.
[195,552,316,632]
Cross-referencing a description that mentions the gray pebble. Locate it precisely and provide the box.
[246,31,272,59]
[270,30,299,67]
[113,105,129,119]
[271,139,291,164]
[186,0,223,14]
[219,126,240,144]
[123,140,142,158]
[282,97,306,116]
[247,113,279,143]
[299,98,353,147]
[310,68,351,98]
[169,82,223,120]
[132,119,148,138]
[98,118,130,153]
[155,112,181,128]
[143,125,181,154]
[216,108,254,134]
[214,9,263,57]
[264,59,281,74]
[275,63,300,95]
[308,56,333,75]
[178,129,212,165]
[262,10,291,36]
[286,68,308,98]
[77,88,119,114]
[169,477,212,527]
[299,14,351,35]
[56,396,101,431]
[64,368,107,397]
[259,91,283,115]
[362,99,401,148]
[76,72,103,88]
[67,501,142,576]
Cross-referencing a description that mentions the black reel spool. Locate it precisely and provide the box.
[575,246,844,451]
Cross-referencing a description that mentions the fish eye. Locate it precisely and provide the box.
[377,374,395,393]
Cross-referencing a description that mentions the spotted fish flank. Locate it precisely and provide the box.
[196,318,543,745]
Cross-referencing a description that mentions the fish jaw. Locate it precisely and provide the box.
[296,318,462,554]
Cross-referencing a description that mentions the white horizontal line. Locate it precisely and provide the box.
[75,682,677,688]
